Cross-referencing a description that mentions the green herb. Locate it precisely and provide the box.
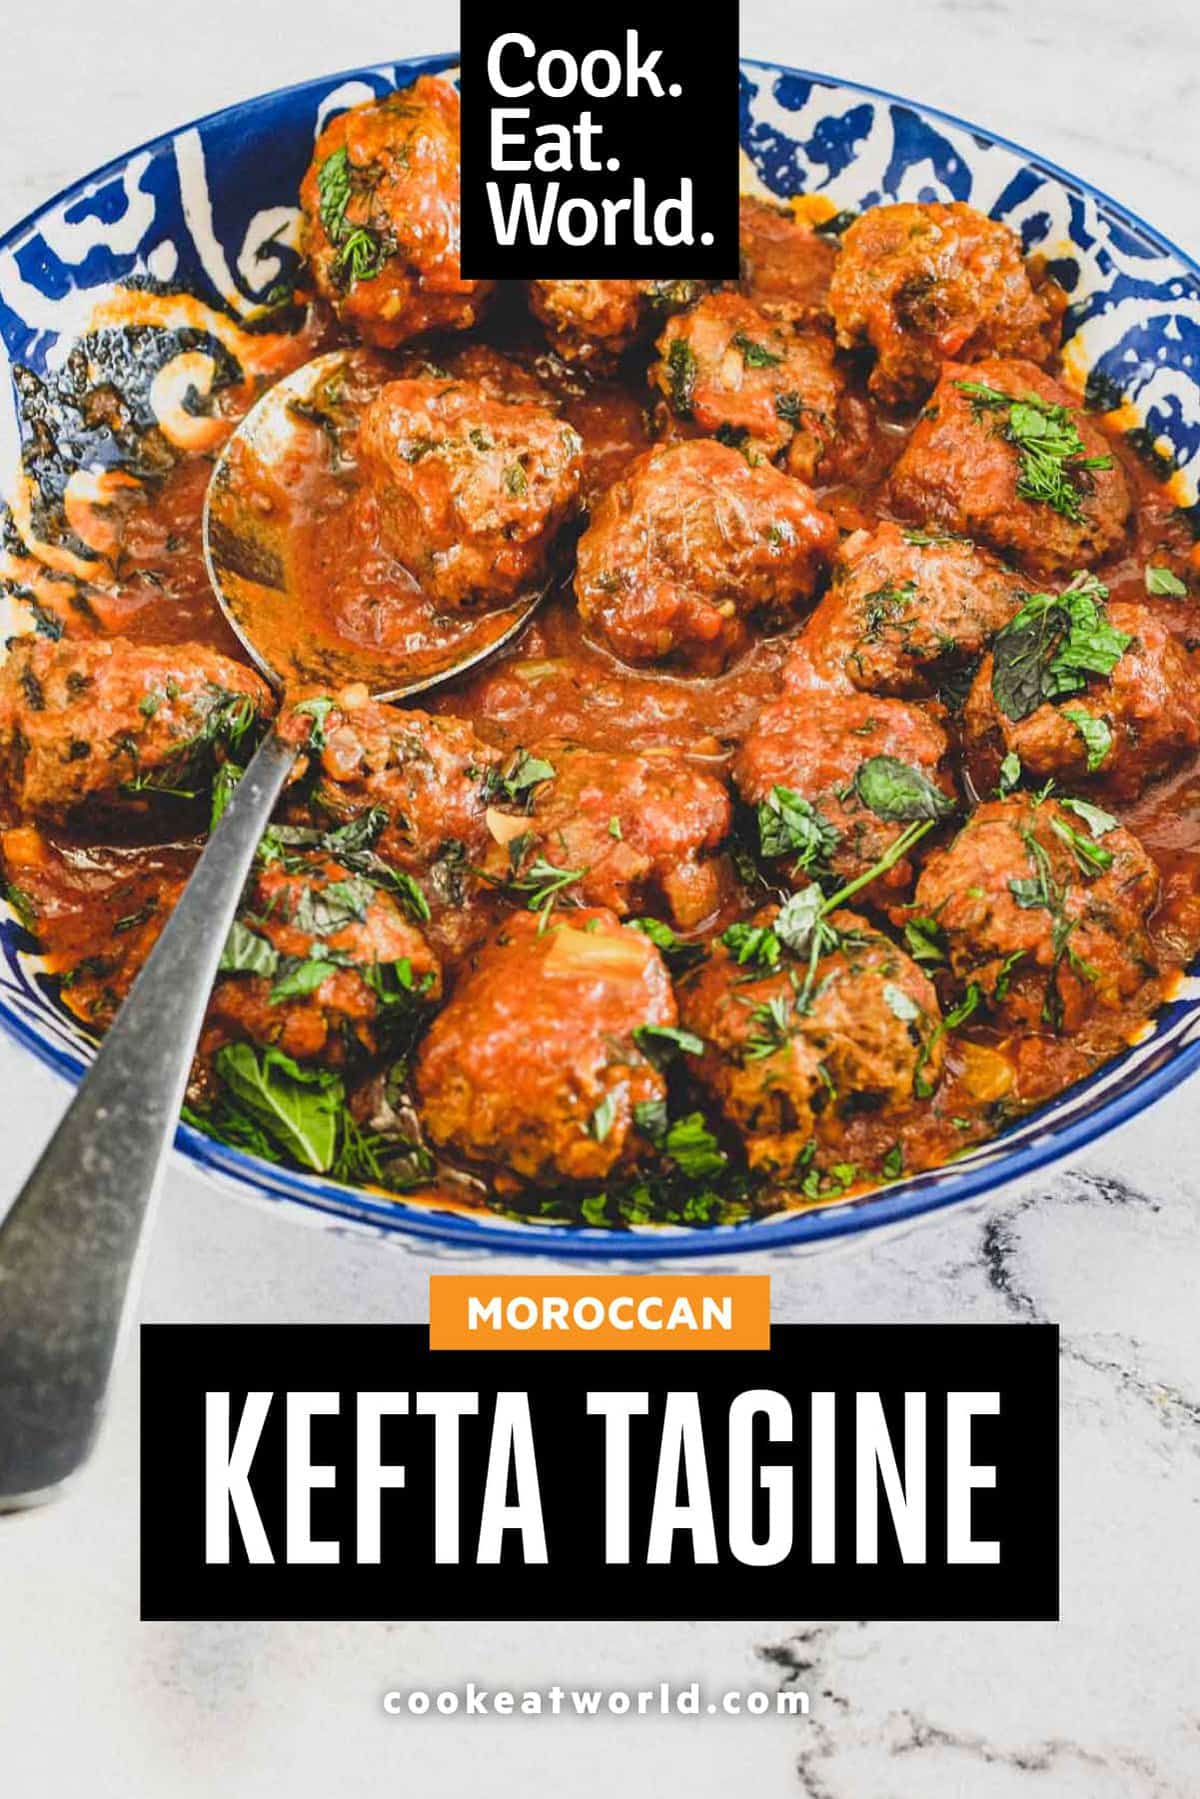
[293,695,335,750]
[721,920,781,967]
[629,916,706,969]
[915,982,982,1098]
[903,914,946,965]
[774,391,804,427]
[998,751,1022,796]
[291,873,376,937]
[666,338,699,417]
[1061,795,1117,836]
[316,147,352,242]
[608,815,622,839]
[1061,707,1112,772]
[219,919,280,979]
[661,1112,727,1179]
[1050,814,1114,874]
[590,1094,616,1142]
[882,1144,904,1180]
[486,748,556,809]
[1145,565,1187,597]
[633,1023,705,1068]
[211,1043,343,1173]
[270,956,341,1003]
[507,855,587,918]
[990,574,1131,722]
[853,755,956,823]
[504,462,528,496]
[955,380,1114,521]
[757,786,840,872]
[732,331,783,369]
[209,760,243,831]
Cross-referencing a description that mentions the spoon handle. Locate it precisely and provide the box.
[0,728,296,1508]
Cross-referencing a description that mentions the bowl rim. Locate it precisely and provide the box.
[2,51,1199,1258]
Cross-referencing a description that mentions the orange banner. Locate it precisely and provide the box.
[429,1276,770,1351]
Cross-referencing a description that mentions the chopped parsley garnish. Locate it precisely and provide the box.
[998,751,1022,796]
[732,331,783,369]
[853,755,956,823]
[721,919,781,967]
[666,339,699,416]
[990,573,1131,722]
[1061,795,1117,836]
[955,379,1114,520]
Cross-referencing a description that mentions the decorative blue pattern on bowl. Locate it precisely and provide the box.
[2,54,1199,1257]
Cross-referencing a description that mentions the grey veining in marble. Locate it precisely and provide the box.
[0,1,1198,1794]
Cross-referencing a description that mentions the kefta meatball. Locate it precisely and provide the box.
[299,77,493,348]
[650,292,868,483]
[889,358,1131,578]
[964,594,1200,800]
[479,738,732,930]
[738,195,838,323]
[278,690,502,957]
[912,794,1159,1033]
[677,905,945,1178]
[828,201,1064,405]
[360,377,584,609]
[203,853,441,1066]
[787,520,1027,699]
[574,440,837,674]
[733,692,955,901]
[527,279,703,366]
[0,636,271,819]
[414,908,678,1185]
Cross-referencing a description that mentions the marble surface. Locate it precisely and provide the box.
[1,2,1199,1794]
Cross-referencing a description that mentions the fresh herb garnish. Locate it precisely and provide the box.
[628,916,706,969]
[998,751,1022,796]
[666,338,699,416]
[720,919,781,967]
[853,755,956,823]
[1145,565,1187,597]
[210,1044,343,1172]
[756,786,840,872]
[316,146,386,287]
[1061,795,1117,836]
[1061,707,1112,772]
[732,331,783,369]
[485,748,556,810]
[990,573,1131,722]
[955,379,1114,521]
[632,1023,705,1068]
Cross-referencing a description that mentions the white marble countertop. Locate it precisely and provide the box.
[1,2,1199,1793]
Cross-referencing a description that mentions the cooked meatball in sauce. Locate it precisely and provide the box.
[4,71,1200,1229]
[574,440,837,673]
[300,76,492,347]
[828,201,1065,404]
[890,358,1132,577]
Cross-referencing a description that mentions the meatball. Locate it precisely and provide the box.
[889,358,1131,578]
[203,853,441,1066]
[733,691,954,900]
[360,377,583,609]
[650,292,866,482]
[828,201,1064,404]
[480,739,732,929]
[964,598,1200,800]
[787,520,1026,699]
[415,908,676,1184]
[279,690,502,957]
[677,906,944,1177]
[912,795,1159,1033]
[527,278,702,365]
[299,76,493,348]
[738,195,838,322]
[0,636,272,819]
[574,440,837,674]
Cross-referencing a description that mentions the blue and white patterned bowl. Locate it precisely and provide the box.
[2,54,1199,1258]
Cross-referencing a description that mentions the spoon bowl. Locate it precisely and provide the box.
[203,347,549,701]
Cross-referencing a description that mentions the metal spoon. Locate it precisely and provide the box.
[0,350,548,1508]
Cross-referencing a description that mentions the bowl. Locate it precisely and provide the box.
[2,52,1199,1258]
